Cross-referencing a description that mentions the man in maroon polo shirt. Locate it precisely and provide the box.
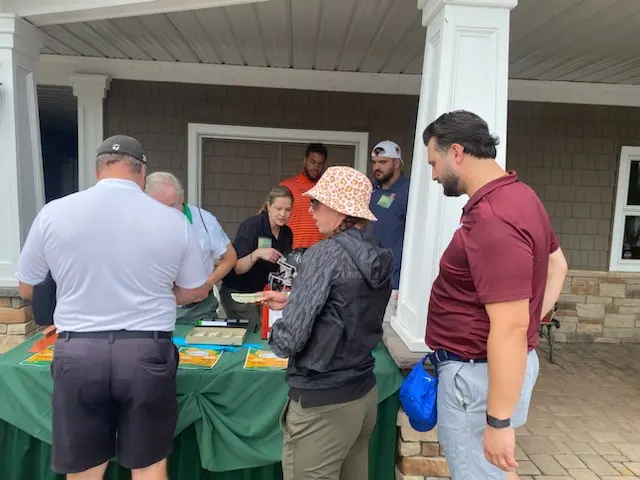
[423,110,568,480]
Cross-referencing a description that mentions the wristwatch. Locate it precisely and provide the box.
[486,414,511,429]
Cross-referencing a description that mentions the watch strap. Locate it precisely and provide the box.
[486,414,511,429]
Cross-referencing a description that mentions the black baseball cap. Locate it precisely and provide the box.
[96,135,147,164]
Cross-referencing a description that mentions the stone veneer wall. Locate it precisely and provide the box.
[556,269,640,343]
[0,291,38,354]
[396,408,450,479]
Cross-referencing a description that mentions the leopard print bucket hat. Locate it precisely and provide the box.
[303,166,377,221]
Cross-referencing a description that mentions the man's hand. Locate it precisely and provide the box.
[261,290,289,310]
[252,248,283,263]
[18,282,34,301]
[483,426,518,472]
[173,282,209,305]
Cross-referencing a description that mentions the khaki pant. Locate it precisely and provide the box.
[280,386,378,480]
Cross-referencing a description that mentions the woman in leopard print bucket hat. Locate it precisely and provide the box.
[262,166,394,480]
[304,165,378,224]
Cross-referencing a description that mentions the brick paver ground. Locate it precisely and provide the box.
[517,342,640,479]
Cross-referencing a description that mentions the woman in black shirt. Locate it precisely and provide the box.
[220,186,294,327]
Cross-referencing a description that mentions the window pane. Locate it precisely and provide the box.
[627,161,640,205]
[622,215,640,259]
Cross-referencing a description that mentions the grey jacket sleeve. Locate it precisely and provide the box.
[268,241,342,358]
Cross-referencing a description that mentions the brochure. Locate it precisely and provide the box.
[178,347,222,369]
[20,346,55,366]
[243,347,288,371]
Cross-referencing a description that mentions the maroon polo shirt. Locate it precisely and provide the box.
[425,171,559,359]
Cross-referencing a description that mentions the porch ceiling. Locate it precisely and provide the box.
[36,0,640,84]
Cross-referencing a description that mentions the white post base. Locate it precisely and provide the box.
[390,315,432,353]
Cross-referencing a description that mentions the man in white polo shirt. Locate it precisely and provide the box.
[15,135,209,480]
[145,171,238,323]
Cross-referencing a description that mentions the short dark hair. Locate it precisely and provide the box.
[305,143,328,159]
[423,110,499,159]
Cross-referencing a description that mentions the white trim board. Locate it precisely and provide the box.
[187,124,369,206]
[35,54,640,106]
[36,55,422,96]
[609,146,640,273]
[508,80,640,108]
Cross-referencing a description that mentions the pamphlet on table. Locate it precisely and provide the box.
[20,346,55,366]
[178,347,222,369]
[243,347,288,370]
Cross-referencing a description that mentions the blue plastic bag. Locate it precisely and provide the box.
[399,355,437,432]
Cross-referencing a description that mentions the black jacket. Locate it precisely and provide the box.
[269,227,393,406]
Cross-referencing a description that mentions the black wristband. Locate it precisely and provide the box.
[486,414,511,429]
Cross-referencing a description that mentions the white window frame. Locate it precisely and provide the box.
[186,123,369,206]
[610,146,640,272]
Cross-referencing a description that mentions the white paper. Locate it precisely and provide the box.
[269,309,283,327]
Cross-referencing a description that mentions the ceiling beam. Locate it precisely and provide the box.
[36,54,423,96]
[508,79,640,108]
[2,0,268,26]
[34,53,640,106]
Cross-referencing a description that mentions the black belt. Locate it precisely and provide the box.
[62,330,172,341]
[428,349,487,365]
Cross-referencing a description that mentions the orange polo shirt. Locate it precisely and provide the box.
[280,173,324,249]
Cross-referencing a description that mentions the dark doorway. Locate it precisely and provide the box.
[37,85,78,202]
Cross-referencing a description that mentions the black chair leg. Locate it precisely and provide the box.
[548,324,554,364]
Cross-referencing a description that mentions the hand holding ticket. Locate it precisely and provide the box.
[259,290,289,311]
[230,292,263,304]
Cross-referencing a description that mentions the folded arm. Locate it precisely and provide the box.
[230,221,260,275]
[208,245,237,287]
[540,247,568,320]
[173,283,209,305]
[18,282,35,301]
[234,251,258,275]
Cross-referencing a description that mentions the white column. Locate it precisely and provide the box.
[71,73,110,190]
[0,14,44,288]
[391,0,517,352]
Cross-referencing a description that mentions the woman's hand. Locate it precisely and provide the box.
[261,290,289,311]
[252,248,283,264]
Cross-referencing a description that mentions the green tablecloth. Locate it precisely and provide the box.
[0,326,403,479]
